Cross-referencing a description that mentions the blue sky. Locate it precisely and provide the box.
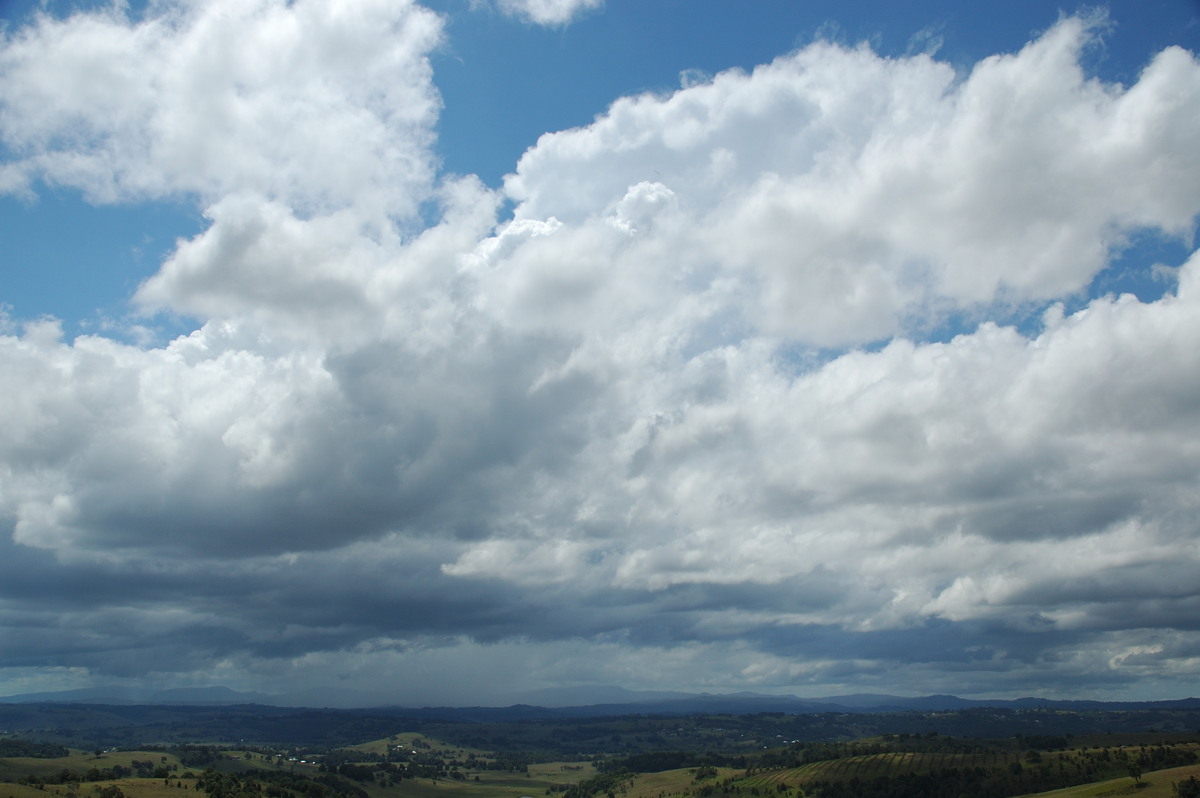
[1,0,1199,705]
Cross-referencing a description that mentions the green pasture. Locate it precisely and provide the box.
[0,752,184,784]
[0,783,55,798]
[623,766,742,798]
[347,734,491,761]
[0,779,196,798]
[525,760,596,781]
[739,749,1019,787]
[356,765,592,798]
[732,744,1200,796]
[1019,763,1200,797]
[1,729,1196,798]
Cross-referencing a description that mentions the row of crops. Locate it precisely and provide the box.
[730,741,1200,798]
[750,748,1021,784]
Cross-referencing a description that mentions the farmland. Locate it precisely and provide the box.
[2,703,1200,798]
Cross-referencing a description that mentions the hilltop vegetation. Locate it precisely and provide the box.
[0,741,68,759]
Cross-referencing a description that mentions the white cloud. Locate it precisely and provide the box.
[0,0,443,218]
[0,9,1199,700]
[505,17,1200,345]
[494,0,603,26]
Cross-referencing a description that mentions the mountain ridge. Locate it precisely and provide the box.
[2,684,1198,716]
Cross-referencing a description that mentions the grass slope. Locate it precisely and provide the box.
[1018,764,1200,797]
[0,785,58,798]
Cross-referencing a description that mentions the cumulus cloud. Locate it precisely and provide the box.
[506,17,1200,345]
[0,7,1198,701]
[0,0,442,219]
[494,0,603,27]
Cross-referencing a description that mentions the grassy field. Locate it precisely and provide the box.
[0,764,591,798]
[0,740,593,798]
[3,760,1197,798]
[3,732,1197,798]
[347,734,491,762]
[260,746,1200,798]
[0,752,185,784]
[1018,763,1200,797]
[0,784,58,798]
[718,743,1200,798]
[738,749,1020,788]
[66,781,190,798]
[352,766,595,798]
[622,766,742,798]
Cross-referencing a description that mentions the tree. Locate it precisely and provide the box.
[1175,775,1200,797]
[1127,758,1144,786]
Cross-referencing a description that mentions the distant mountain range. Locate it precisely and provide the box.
[1,684,1198,717]
[0,685,390,709]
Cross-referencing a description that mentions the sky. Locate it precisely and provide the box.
[0,0,1199,707]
